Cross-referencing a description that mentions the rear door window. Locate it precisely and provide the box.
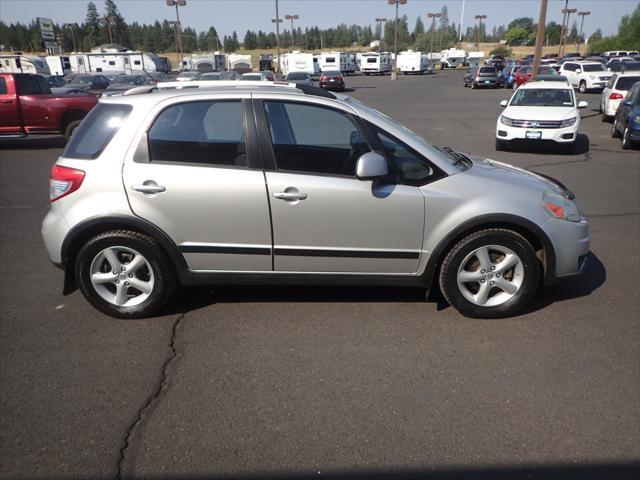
[63,103,132,159]
[148,101,247,167]
[15,75,42,94]
[0,77,7,94]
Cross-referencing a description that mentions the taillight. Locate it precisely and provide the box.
[320,75,328,82]
[609,92,624,100]
[50,165,85,202]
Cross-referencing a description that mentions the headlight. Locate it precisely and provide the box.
[560,117,577,127]
[542,192,581,222]
[500,115,514,126]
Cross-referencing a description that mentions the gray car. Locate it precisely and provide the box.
[42,82,589,319]
[464,66,499,88]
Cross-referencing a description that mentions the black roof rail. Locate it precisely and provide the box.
[294,84,337,99]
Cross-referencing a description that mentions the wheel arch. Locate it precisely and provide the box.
[59,109,88,133]
[60,215,188,295]
[420,214,556,293]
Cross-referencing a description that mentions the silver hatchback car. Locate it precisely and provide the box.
[42,81,590,319]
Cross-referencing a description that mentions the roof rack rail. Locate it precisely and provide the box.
[150,80,337,99]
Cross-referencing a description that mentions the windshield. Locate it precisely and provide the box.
[479,67,496,74]
[538,67,557,75]
[286,73,307,80]
[200,73,222,80]
[240,74,261,80]
[178,72,199,78]
[510,88,574,107]
[583,64,605,72]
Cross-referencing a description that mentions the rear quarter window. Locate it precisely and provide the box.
[63,103,132,159]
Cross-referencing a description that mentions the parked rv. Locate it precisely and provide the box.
[227,54,252,74]
[0,55,50,75]
[190,53,227,73]
[67,52,166,74]
[318,52,356,75]
[45,56,72,76]
[359,52,392,75]
[397,50,429,74]
[259,54,274,71]
[441,48,466,68]
[280,52,316,77]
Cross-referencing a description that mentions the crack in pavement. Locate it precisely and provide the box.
[115,292,200,480]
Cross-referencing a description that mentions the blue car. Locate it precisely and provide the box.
[612,81,640,149]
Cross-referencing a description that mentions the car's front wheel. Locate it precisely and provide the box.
[579,81,587,93]
[76,230,176,319]
[439,229,541,318]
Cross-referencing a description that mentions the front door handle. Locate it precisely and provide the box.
[273,191,308,201]
[132,183,166,194]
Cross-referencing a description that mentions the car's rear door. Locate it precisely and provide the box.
[123,95,273,272]
[256,97,425,274]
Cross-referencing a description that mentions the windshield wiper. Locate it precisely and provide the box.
[440,146,472,168]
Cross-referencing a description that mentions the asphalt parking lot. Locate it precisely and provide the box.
[1,70,639,480]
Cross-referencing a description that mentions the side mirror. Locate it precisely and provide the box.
[577,100,588,109]
[576,68,582,73]
[356,152,388,181]
[500,100,508,107]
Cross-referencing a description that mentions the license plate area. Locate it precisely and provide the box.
[526,131,542,139]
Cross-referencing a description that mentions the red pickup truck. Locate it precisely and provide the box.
[0,73,97,140]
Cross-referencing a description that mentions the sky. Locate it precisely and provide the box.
[0,0,637,40]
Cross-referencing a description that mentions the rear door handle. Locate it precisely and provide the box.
[273,191,308,201]
[132,183,166,194]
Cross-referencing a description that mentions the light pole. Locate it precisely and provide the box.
[388,0,407,81]
[166,0,186,71]
[101,16,115,44]
[560,7,577,57]
[474,14,486,52]
[577,11,590,55]
[532,0,548,79]
[285,14,299,49]
[272,0,282,74]
[375,17,387,45]
[427,13,441,54]
[63,23,77,52]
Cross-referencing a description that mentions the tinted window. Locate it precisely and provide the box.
[510,88,574,107]
[264,101,369,176]
[584,64,604,72]
[148,101,246,167]
[0,77,7,94]
[616,77,640,91]
[63,104,132,159]
[15,75,43,94]
[367,57,377,63]
[479,67,496,74]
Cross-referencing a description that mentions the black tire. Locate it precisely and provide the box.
[64,119,82,140]
[579,81,587,94]
[611,119,621,138]
[495,139,507,151]
[439,229,541,319]
[76,230,177,319]
[471,82,476,89]
[601,113,610,123]
[622,127,634,149]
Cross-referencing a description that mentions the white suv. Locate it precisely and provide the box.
[496,81,588,152]
[600,72,640,120]
[560,61,613,93]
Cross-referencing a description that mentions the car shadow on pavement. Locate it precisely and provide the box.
[504,133,590,156]
[165,252,605,316]
[0,136,67,150]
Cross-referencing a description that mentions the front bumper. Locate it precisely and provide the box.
[543,216,590,280]
[496,122,579,143]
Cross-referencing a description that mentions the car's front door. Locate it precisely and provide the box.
[123,97,273,272]
[257,99,425,274]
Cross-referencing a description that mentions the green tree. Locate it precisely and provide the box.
[104,0,129,46]
[588,4,640,53]
[505,27,529,45]
[83,1,102,49]
[508,17,534,34]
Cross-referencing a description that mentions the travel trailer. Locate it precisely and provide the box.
[441,48,466,68]
[318,52,357,75]
[259,54,273,71]
[190,53,227,72]
[68,52,167,74]
[466,51,485,69]
[0,55,50,75]
[45,56,72,76]
[425,52,442,71]
[397,50,429,74]
[359,52,392,75]
[227,54,252,74]
[280,52,316,77]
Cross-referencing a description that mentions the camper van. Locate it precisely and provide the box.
[0,55,50,75]
[318,52,357,75]
[227,54,252,74]
[359,52,392,75]
[397,50,429,74]
[45,56,72,76]
[280,52,316,77]
[441,48,466,68]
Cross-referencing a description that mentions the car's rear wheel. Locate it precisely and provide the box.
[439,229,541,318]
[76,230,176,319]
[611,119,621,138]
[622,127,634,149]
[64,119,82,140]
